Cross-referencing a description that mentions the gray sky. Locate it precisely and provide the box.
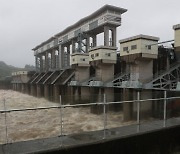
[0,0,180,67]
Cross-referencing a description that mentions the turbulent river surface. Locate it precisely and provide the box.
[0,90,134,144]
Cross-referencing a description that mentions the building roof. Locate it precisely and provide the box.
[32,37,55,51]
[32,5,127,51]
[119,34,159,43]
[54,5,127,37]
[173,24,180,30]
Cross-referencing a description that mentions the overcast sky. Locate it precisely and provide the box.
[0,0,180,67]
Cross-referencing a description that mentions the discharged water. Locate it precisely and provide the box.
[0,90,134,144]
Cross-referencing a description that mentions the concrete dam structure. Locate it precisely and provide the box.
[11,5,180,118]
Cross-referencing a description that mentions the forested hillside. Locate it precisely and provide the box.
[0,61,35,80]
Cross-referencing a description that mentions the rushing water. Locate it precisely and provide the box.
[0,90,134,144]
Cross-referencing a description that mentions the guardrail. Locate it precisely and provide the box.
[0,91,180,146]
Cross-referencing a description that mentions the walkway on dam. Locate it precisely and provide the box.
[0,117,180,154]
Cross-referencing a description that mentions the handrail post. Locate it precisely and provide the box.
[60,95,63,136]
[3,98,8,145]
[163,91,167,127]
[137,91,140,124]
[103,93,107,139]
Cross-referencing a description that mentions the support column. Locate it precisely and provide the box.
[21,84,25,93]
[44,84,49,100]
[35,56,39,72]
[67,45,70,67]
[54,85,60,103]
[30,84,37,96]
[104,88,114,102]
[55,50,59,69]
[27,84,31,94]
[37,84,42,98]
[92,35,97,47]
[17,84,20,91]
[90,88,103,114]
[24,84,28,94]
[80,87,90,103]
[16,84,18,91]
[86,35,90,52]
[45,52,49,71]
[40,55,43,72]
[123,89,133,121]
[13,83,15,91]
[104,26,110,47]
[15,83,17,91]
[72,40,76,53]
[95,63,114,81]
[20,84,22,92]
[72,66,90,104]
[112,27,117,47]
[51,50,56,70]
[59,45,64,69]
[73,87,80,103]
[49,53,52,70]
[140,90,152,119]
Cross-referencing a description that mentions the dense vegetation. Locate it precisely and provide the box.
[0,61,35,80]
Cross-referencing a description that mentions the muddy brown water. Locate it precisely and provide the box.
[0,90,134,144]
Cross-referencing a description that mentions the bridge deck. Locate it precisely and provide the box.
[1,117,180,154]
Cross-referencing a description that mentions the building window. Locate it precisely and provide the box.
[72,59,75,61]
[123,47,128,52]
[106,53,111,57]
[131,45,137,50]
[81,58,85,61]
[95,53,99,57]
[91,54,94,59]
[147,45,151,50]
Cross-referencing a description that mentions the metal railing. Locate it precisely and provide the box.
[0,91,180,147]
[145,62,180,83]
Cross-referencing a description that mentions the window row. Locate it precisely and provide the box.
[72,58,86,62]
[123,44,152,52]
[123,45,137,52]
[91,52,111,58]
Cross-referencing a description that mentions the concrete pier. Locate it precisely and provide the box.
[119,35,159,121]
[30,84,37,97]
[37,84,43,98]
[44,84,50,100]
[54,85,59,103]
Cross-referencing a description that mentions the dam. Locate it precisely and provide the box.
[1,4,180,154]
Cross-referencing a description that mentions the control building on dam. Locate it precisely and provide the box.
[12,5,180,117]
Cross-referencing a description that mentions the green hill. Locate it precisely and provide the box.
[0,61,22,79]
[0,61,35,80]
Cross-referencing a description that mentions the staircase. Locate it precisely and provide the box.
[144,62,180,90]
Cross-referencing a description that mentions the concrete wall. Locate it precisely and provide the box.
[20,74,31,83]
[175,29,180,48]
[138,60,153,83]
[71,54,89,66]
[75,67,90,81]
[129,60,153,83]
[96,64,114,81]
[122,88,153,121]
[120,39,141,56]
[120,39,158,58]
[139,90,152,118]
[174,28,180,60]
[12,71,32,83]
[89,47,117,63]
